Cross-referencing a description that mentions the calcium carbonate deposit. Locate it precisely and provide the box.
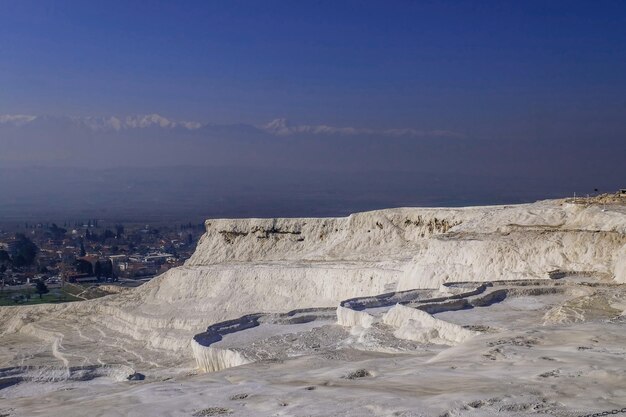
[1,198,625,417]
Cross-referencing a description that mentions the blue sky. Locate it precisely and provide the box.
[1,1,625,218]
[2,0,626,138]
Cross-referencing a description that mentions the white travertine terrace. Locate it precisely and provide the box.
[1,200,625,367]
[382,304,476,345]
[336,305,375,328]
[0,200,626,417]
[1,198,625,417]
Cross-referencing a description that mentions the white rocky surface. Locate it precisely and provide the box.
[1,198,625,416]
[382,304,477,345]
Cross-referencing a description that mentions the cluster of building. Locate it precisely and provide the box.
[0,221,204,287]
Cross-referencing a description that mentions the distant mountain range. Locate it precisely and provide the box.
[0,113,471,169]
[0,113,243,132]
[0,113,461,138]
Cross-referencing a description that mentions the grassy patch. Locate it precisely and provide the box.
[0,287,82,306]
[62,282,114,300]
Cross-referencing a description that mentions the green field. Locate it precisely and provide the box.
[0,286,83,306]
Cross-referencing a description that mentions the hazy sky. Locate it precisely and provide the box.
[0,1,625,219]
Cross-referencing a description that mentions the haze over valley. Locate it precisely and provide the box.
[1,113,623,221]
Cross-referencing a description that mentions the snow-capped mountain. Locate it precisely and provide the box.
[0,114,202,131]
[0,113,462,138]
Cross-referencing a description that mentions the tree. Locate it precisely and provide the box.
[11,234,38,267]
[35,280,49,299]
[0,250,10,265]
[75,259,93,275]
[102,259,114,278]
[48,223,67,240]
[102,229,115,241]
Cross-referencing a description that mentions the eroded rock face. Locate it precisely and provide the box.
[188,202,626,288]
[186,209,470,265]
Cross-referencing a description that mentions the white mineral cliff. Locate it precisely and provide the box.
[0,199,624,376]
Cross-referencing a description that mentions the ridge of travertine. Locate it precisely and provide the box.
[0,198,624,375]
[186,200,625,285]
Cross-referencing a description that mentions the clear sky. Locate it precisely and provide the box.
[2,0,625,132]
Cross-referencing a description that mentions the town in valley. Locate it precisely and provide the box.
[0,219,205,305]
